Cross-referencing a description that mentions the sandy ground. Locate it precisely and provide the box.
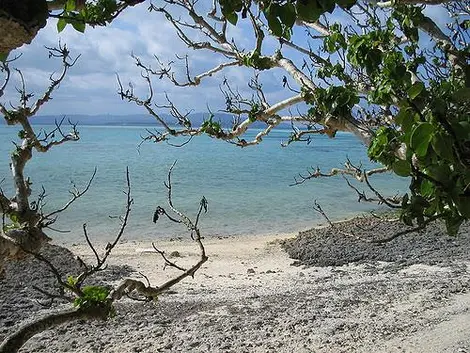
[1,218,470,352]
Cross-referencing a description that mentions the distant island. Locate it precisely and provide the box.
[0,113,290,129]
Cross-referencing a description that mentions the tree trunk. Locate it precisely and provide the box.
[0,306,110,353]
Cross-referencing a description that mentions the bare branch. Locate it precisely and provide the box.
[41,168,97,223]
[152,243,187,272]
[30,44,80,117]
[363,173,401,209]
[291,161,388,186]
[151,4,236,57]
[0,306,110,353]
[76,167,133,286]
[313,200,369,241]
[111,163,208,300]
[180,60,240,87]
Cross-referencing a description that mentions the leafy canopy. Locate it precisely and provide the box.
[182,1,469,234]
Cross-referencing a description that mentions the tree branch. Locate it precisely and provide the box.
[41,168,97,224]
[0,306,110,353]
[111,162,208,300]
[291,161,388,186]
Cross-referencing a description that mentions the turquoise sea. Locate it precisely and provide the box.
[0,125,408,242]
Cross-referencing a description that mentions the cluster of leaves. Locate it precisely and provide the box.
[242,51,274,70]
[387,80,470,235]
[308,85,359,121]
[67,276,113,312]
[218,0,356,38]
[248,103,262,122]
[201,115,224,137]
[292,4,469,234]
[353,7,470,235]
[73,285,110,309]
[2,213,22,233]
[56,0,120,33]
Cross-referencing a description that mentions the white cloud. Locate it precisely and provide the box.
[1,3,232,116]
[0,3,307,117]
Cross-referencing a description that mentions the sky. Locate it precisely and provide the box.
[1,1,449,117]
[2,1,289,116]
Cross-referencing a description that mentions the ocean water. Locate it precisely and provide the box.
[0,125,408,242]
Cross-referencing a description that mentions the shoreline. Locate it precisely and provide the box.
[2,215,470,352]
[54,210,374,248]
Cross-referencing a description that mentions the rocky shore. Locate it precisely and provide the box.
[1,216,470,352]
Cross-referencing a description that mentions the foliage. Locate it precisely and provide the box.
[143,1,468,235]
[223,1,469,234]
[73,285,111,309]
[56,0,120,32]
[201,115,223,137]
[219,0,356,38]
[67,276,112,311]
[353,8,470,235]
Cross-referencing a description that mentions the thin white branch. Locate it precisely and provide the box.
[299,20,330,36]
[195,60,240,83]
[372,0,452,6]
[171,60,240,87]
[292,164,389,186]
[276,58,317,92]
[263,94,304,116]
[239,124,277,146]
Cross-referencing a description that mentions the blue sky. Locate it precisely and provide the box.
[1,1,449,117]
[1,2,290,117]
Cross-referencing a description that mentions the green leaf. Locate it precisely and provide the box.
[452,121,470,141]
[67,275,78,286]
[453,87,470,103]
[0,52,9,62]
[72,20,86,33]
[279,3,296,28]
[457,196,470,218]
[57,18,67,33]
[425,164,452,187]
[10,214,19,224]
[318,0,336,13]
[225,12,238,26]
[410,122,434,157]
[431,98,446,115]
[266,14,282,37]
[282,27,293,40]
[431,132,454,161]
[65,0,76,12]
[297,0,322,22]
[392,160,411,177]
[445,215,463,236]
[395,106,411,125]
[460,20,470,29]
[336,0,357,9]
[74,285,110,308]
[419,179,434,197]
[82,286,109,301]
[407,82,425,100]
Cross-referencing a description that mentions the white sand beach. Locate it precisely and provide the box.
[2,218,470,352]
